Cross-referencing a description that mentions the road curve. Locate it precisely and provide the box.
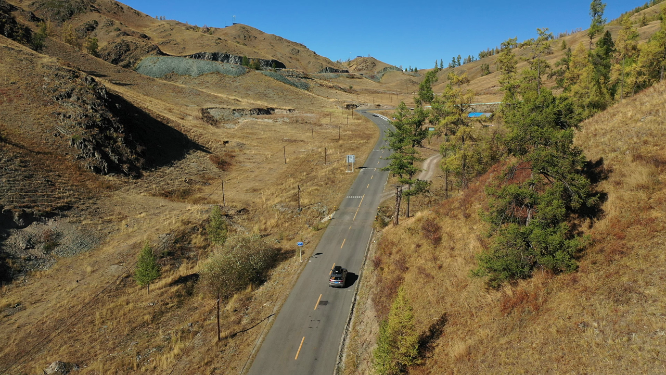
[245,110,392,375]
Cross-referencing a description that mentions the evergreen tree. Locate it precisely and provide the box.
[611,15,640,99]
[497,38,519,111]
[439,59,444,69]
[417,70,438,104]
[372,286,419,375]
[588,0,607,49]
[384,102,429,219]
[438,71,478,189]
[635,6,666,88]
[208,205,228,246]
[521,28,553,96]
[85,37,99,57]
[475,88,596,287]
[241,55,249,66]
[135,242,160,294]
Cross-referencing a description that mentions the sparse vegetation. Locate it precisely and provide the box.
[135,242,161,293]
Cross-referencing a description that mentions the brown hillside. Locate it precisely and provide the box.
[343,80,666,374]
[8,0,343,72]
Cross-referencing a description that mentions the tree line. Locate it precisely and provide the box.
[384,1,666,290]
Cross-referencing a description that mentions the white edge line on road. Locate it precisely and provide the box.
[334,227,375,374]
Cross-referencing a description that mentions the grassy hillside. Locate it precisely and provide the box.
[344,79,666,375]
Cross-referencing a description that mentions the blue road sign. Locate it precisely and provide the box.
[297,242,304,247]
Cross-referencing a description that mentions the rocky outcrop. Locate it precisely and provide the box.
[185,52,286,70]
[318,67,349,74]
[42,66,197,177]
[99,38,164,69]
[0,0,32,45]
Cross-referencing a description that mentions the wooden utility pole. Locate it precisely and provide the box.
[297,185,301,211]
[394,186,402,226]
[284,146,286,164]
[338,125,341,140]
[222,180,225,206]
[324,147,327,165]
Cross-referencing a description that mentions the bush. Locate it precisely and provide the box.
[200,235,280,301]
[207,205,227,246]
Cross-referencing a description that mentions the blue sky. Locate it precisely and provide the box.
[123,0,646,69]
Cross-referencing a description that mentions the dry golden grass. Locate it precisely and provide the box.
[0,30,380,373]
[343,81,666,374]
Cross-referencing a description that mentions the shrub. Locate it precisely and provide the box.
[207,205,227,246]
[200,235,280,301]
[421,218,442,246]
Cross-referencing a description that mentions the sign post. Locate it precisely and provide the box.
[346,155,355,173]
[297,241,304,262]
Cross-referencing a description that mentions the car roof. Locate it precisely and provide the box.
[332,265,343,272]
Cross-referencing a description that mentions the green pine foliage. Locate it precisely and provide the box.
[207,205,228,246]
[135,242,160,292]
[475,87,597,287]
[372,285,420,375]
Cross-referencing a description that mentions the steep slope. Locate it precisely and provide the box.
[343,80,666,374]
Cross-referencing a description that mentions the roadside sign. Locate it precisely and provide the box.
[429,127,435,131]
[297,242,304,262]
[297,242,304,247]
[346,155,355,163]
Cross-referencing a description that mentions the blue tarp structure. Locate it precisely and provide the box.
[468,112,492,118]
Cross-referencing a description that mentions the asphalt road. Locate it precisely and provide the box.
[246,110,392,375]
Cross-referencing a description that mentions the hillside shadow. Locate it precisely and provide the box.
[107,92,209,170]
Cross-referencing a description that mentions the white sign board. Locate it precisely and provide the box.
[347,155,355,163]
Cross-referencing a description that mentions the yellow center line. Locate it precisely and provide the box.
[340,239,346,248]
[371,175,374,179]
[329,263,335,275]
[367,184,370,188]
[314,294,322,310]
[295,337,305,360]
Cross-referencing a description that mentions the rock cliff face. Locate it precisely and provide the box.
[99,38,165,68]
[185,51,286,70]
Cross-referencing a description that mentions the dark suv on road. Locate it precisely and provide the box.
[329,266,347,288]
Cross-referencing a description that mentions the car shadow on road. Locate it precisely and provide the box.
[344,272,358,288]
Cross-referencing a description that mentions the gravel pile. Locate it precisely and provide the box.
[136,56,248,78]
[261,71,309,90]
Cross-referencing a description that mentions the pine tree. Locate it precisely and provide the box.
[588,0,607,49]
[438,71,477,189]
[208,205,228,246]
[383,102,429,219]
[372,286,420,375]
[611,15,640,99]
[497,38,519,111]
[135,242,160,294]
[635,6,666,88]
[475,88,596,287]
